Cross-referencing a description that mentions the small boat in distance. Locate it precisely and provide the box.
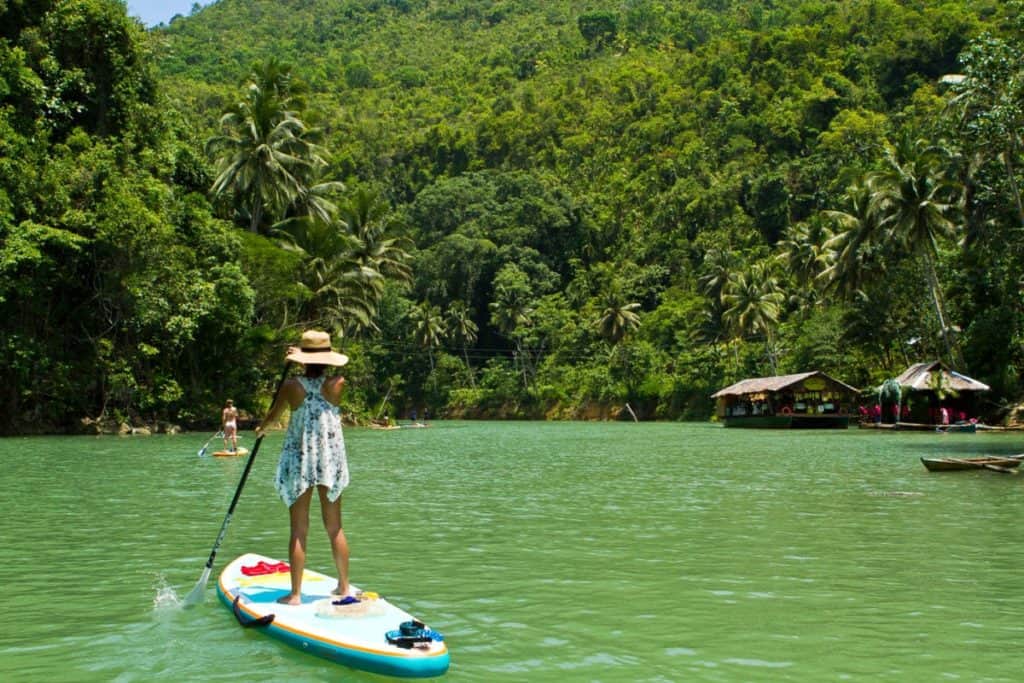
[934,422,978,433]
[920,455,1023,473]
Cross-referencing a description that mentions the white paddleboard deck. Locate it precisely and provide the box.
[216,553,449,678]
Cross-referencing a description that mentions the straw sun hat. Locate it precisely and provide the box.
[285,330,349,367]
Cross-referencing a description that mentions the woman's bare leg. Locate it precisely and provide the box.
[278,487,314,605]
[318,486,349,596]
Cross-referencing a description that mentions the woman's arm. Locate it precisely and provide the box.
[323,375,346,406]
[256,378,301,435]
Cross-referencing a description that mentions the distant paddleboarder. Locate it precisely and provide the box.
[221,399,239,453]
[257,330,351,605]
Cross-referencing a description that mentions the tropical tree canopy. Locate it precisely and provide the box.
[4,0,1024,432]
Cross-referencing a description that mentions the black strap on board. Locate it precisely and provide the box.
[232,595,275,628]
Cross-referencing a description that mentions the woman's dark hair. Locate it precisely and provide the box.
[304,363,327,377]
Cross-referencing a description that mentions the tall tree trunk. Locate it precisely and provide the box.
[249,200,263,233]
[923,251,963,368]
[515,344,528,390]
[462,345,476,388]
[1002,144,1024,228]
[765,333,778,375]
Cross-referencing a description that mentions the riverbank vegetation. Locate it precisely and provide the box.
[2,0,1022,434]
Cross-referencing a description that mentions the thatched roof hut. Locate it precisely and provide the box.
[873,361,990,426]
[895,361,990,393]
[712,371,859,428]
[712,371,859,398]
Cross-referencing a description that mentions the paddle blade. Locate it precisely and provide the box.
[198,447,207,458]
[184,566,212,606]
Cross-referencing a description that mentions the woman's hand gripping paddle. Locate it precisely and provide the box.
[185,362,291,606]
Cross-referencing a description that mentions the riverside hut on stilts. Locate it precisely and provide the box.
[864,361,990,431]
[712,371,859,428]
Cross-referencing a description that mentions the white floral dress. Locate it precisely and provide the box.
[274,376,349,508]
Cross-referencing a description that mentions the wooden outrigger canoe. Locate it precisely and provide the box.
[920,456,1023,473]
[934,423,978,433]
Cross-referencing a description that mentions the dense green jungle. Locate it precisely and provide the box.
[2,0,1023,434]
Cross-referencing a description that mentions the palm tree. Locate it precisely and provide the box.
[594,290,641,346]
[274,186,413,338]
[698,248,741,301]
[274,217,380,333]
[488,266,534,338]
[206,59,326,233]
[277,167,346,229]
[721,262,786,373]
[447,301,478,387]
[489,265,536,387]
[334,188,413,336]
[409,302,446,372]
[339,188,413,288]
[869,135,962,366]
[777,220,833,290]
[820,178,883,298]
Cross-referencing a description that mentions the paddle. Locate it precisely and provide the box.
[966,454,1022,474]
[944,457,1019,474]
[184,362,291,606]
[197,431,223,458]
[981,463,1017,474]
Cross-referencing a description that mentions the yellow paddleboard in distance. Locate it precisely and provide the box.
[212,448,249,457]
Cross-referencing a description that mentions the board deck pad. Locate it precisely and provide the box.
[217,553,449,678]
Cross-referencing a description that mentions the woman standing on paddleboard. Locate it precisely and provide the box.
[257,330,351,605]
[221,399,239,453]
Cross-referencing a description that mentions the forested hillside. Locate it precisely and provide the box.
[2,0,1022,433]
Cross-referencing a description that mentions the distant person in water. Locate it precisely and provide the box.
[221,399,239,452]
[257,330,351,605]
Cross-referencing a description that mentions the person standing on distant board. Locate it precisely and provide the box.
[221,399,239,453]
[257,330,351,605]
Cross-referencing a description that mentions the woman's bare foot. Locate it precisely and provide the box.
[331,583,351,597]
[276,593,303,605]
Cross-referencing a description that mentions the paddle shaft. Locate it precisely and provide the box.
[202,362,290,567]
[197,430,223,457]
[199,434,266,571]
[187,362,291,602]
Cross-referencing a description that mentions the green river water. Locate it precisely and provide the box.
[1,421,1023,682]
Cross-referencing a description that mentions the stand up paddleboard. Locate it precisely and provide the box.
[217,553,449,678]
[212,448,248,457]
